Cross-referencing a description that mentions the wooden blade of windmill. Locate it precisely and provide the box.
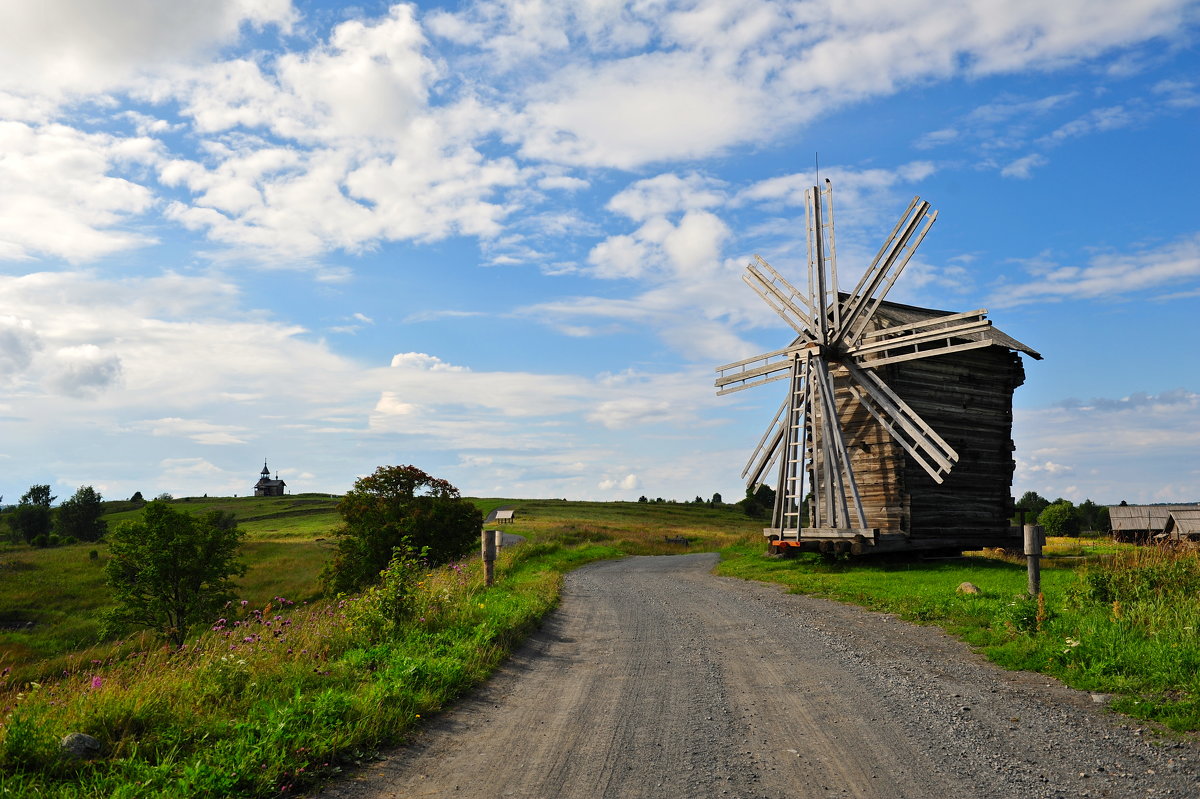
[810,356,867,528]
[848,315,993,360]
[751,255,817,322]
[743,266,817,338]
[714,344,798,394]
[843,196,920,301]
[838,199,935,344]
[742,393,789,484]
[819,180,842,335]
[841,204,938,347]
[807,186,833,344]
[841,360,959,483]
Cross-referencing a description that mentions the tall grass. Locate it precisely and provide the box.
[0,539,621,797]
[718,537,1200,731]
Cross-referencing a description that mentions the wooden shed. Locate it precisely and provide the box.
[819,298,1041,553]
[1109,504,1200,542]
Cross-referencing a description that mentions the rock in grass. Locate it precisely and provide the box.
[60,732,101,759]
[956,582,982,595]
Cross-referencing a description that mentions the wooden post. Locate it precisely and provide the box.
[1023,524,1043,597]
[482,529,497,587]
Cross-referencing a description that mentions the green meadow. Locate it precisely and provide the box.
[1,496,1197,797]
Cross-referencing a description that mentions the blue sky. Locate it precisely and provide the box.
[1,0,1198,506]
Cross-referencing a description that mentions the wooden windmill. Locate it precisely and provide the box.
[716,181,1040,556]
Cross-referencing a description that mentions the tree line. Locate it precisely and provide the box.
[1013,490,1112,538]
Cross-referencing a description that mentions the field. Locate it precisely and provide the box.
[2,497,1198,796]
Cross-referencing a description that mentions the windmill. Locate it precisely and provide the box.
[715,180,1038,555]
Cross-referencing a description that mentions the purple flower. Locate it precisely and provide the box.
[90,676,103,690]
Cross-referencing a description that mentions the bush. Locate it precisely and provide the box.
[345,547,429,642]
[323,465,482,595]
[1038,501,1080,538]
[104,501,246,646]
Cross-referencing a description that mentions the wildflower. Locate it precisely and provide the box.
[415,714,421,718]
[479,603,485,608]
[90,676,103,690]
[241,599,248,607]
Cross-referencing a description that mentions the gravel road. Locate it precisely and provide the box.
[316,553,1199,799]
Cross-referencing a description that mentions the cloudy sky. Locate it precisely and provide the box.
[1,0,1198,506]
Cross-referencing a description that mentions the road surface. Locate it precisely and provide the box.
[316,553,1198,798]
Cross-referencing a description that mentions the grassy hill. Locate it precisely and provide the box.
[0,496,758,683]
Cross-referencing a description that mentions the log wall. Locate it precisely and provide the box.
[827,346,1026,542]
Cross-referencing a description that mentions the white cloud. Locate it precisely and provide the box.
[389,352,470,372]
[0,0,294,113]
[1000,153,1048,179]
[46,344,123,399]
[1013,390,1200,503]
[990,234,1200,306]
[599,473,641,491]
[141,417,249,446]
[606,173,725,222]
[0,316,41,378]
[0,122,160,262]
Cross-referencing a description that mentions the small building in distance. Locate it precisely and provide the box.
[1108,503,1200,542]
[254,461,287,497]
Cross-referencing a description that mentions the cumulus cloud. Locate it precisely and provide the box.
[0,0,294,112]
[45,345,123,398]
[599,473,640,491]
[0,316,41,377]
[0,122,160,261]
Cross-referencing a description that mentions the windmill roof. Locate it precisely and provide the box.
[871,298,1043,360]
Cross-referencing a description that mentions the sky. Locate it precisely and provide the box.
[0,0,1198,507]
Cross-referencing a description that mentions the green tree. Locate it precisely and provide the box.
[129,491,145,504]
[1014,490,1050,522]
[323,465,482,595]
[1038,500,1081,538]
[741,484,776,519]
[11,485,54,545]
[710,492,723,506]
[104,501,246,647]
[1076,499,1112,534]
[57,485,107,542]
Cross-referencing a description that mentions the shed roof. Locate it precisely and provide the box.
[1107,504,1200,532]
[494,509,515,521]
[1165,509,1200,536]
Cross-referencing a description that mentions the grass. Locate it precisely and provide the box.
[7,495,1197,797]
[717,534,1200,731]
[0,497,758,797]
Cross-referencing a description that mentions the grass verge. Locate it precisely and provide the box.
[0,540,621,797]
[717,536,1200,732]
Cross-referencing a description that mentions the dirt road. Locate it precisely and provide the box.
[317,554,1199,798]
